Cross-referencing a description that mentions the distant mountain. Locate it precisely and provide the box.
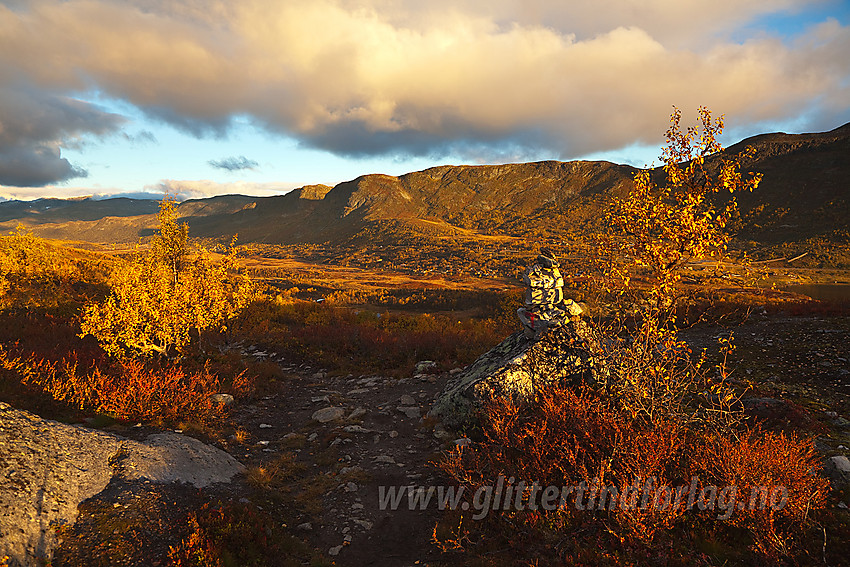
[3,124,848,262]
[0,197,160,224]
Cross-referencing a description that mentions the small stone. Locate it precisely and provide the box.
[352,503,364,510]
[329,545,343,556]
[415,360,438,373]
[311,396,330,403]
[455,437,472,448]
[399,394,416,406]
[434,430,452,441]
[345,482,358,492]
[297,522,313,531]
[344,534,352,543]
[374,455,396,464]
[209,393,234,406]
[831,455,850,474]
[307,433,318,442]
[397,406,421,419]
[312,407,346,423]
[313,371,327,379]
[389,430,398,438]
[343,425,371,433]
[348,407,367,420]
[353,519,373,530]
[259,423,273,429]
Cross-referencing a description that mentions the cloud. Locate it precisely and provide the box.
[0,179,297,201]
[123,130,158,145]
[0,144,88,187]
[148,179,297,200]
[208,155,260,171]
[0,0,847,166]
[0,85,125,186]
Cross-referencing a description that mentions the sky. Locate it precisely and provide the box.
[1,0,849,201]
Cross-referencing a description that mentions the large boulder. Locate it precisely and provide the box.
[0,402,244,567]
[430,321,603,431]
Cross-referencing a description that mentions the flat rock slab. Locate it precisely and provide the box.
[0,402,244,567]
[117,433,245,488]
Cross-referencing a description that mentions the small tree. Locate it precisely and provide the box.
[600,106,762,303]
[592,105,763,426]
[80,198,256,358]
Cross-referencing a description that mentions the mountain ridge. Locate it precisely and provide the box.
[2,123,848,259]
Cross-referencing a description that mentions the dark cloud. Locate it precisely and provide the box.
[144,105,233,138]
[0,86,125,186]
[0,145,88,187]
[208,155,260,171]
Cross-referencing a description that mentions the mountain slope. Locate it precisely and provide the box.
[728,122,850,243]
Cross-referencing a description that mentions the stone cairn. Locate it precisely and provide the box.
[430,249,604,430]
[516,248,586,339]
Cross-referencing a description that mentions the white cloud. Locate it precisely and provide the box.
[0,0,847,178]
[148,179,297,201]
[0,180,296,201]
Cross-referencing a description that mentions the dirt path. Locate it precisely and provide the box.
[225,358,458,566]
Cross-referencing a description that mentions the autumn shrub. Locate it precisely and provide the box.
[0,345,249,424]
[0,226,108,312]
[700,428,830,556]
[441,385,692,544]
[0,311,102,362]
[442,383,829,556]
[167,501,322,567]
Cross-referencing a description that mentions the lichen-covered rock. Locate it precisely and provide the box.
[0,402,244,567]
[429,322,603,431]
[0,403,123,567]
